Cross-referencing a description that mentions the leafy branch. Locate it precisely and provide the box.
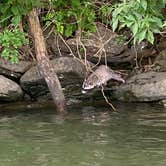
[0,28,29,63]
[111,0,165,44]
[44,0,96,37]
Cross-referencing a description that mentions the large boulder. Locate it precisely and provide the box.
[111,71,166,102]
[0,75,23,101]
[45,23,127,63]
[66,22,127,63]
[20,57,87,100]
[0,59,33,80]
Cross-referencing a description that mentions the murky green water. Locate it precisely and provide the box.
[0,102,166,166]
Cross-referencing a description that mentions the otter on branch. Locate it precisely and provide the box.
[82,65,125,90]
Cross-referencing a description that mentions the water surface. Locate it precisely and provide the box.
[0,102,166,166]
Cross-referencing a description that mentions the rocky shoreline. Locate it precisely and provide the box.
[1,23,166,107]
[0,50,166,107]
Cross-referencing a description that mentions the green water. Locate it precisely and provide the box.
[0,102,166,166]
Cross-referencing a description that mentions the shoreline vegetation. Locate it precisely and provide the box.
[0,0,166,112]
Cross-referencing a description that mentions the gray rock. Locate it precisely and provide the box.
[45,22,127,60]
[152,49,166,71]
[20,57,87,99]
[66,22,127,63]
[0,59,33,79]
[0,75,23,101]
[112,71,166,102]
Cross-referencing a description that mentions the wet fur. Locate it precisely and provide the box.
[82,65,125,90]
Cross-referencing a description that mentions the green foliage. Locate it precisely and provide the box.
[0,0,40,27]
[0,0,165,64]
[44,0,96,37]
[99,4,113,24]
[111,0,165,44]
[0,28,29,63]
[0,0,38,63]
[163,21,166,27]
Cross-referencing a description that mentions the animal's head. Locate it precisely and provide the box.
[82,77,98,90]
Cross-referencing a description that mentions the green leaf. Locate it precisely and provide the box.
[65,24,74,37]
[140,0,147,10]
[112,5,123,18]
[56,22,64,34]
[150,17,163,27]
[11,15,21,26]
[147,30,154,44]
[163,21,166,27]
[71,0,80,8]
[126,20,134,27]
[11,6,19,15]
[11,56,19,63]
[138,29,147,43]
[138,29,147,42]
[10,51,19,63]
[67,10,74,17]
[112,18,119,32]
[118,22,126,30]
[126,15,136,21]
[131,23,138,36]
[1,4,10,14]
[3,33,10,42]
[2,48,10,58]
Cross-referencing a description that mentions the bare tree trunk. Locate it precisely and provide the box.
[28,8,66,114]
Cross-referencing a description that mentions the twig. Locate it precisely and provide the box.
[101,85,116,111]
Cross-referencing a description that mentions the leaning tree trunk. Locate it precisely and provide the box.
[28,8,66,114]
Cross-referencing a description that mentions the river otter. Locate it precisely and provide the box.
[82,65,125,90]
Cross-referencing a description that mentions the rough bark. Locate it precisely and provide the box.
[28,8,66,114]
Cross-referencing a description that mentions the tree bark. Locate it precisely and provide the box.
[28,8,66,114]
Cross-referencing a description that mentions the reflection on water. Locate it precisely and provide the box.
[0,102,166,166]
